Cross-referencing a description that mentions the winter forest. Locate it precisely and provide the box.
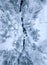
[0,0,47,65]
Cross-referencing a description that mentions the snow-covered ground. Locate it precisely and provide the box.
[34,4,47,45]
[0,0,47,65]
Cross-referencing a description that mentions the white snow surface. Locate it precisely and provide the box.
[34,4,47,45]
